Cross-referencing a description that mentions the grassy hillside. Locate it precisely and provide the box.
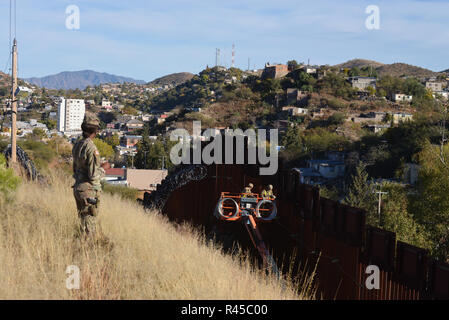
[376,63,437,78]
[335,59,438,78]
[0,172,313,299]
[335,59,385,69]
[149,72,195,87]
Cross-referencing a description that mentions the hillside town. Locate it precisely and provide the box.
[2,58,449,266]
[1,61,449,195]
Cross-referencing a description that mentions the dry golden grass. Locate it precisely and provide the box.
[0,173,314,300]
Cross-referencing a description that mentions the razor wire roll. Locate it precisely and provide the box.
[144,164,207,210]
[3,144,39,181]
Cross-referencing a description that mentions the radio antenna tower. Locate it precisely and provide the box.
[215,48,221,67]
[231,44,235,68]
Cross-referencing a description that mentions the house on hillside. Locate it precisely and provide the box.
[282,106,309,116]
[286,88,309,107]
[366,123,391,133]
[432,91,449,100]
[350,111,386,124]
[393,93,413,102]
[261,63,289,79]
[156,114,169,125]
[426,81,445,92]
[303,66,317,75]
[274,120,293,133]
[120,135,142,148]
[126,119,144,131]
[392,112,413,124]
[101,100,112,110]
[293,153,346,185]
[403,163,420,185]
[348,77,377,90]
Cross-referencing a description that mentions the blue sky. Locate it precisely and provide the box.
[1,0,448,81]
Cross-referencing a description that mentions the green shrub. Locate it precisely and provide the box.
[102,183,140,201]
[0,154,21,205]
[18,139,56,171]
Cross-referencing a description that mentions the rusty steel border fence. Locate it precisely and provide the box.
[145,162,449,300]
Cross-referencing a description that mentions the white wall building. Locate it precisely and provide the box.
[58,98,85,133]
[393,93,413,102]
[18,86,34,93]
[102,100,112,109]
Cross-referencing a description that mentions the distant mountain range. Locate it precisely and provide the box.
[148,72,194,87]
[335,59,442,78]
[24,70,146,90]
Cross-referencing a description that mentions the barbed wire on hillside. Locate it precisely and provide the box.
[3,145,39,181]
[144,164,208,210]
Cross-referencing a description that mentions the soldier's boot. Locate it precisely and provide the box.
[79,214,96,238]
[84,215,97,237]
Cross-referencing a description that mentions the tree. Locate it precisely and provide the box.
[344,162,377,225]
[366,86,376,96]
[93,138,115,160]
[29,128,46,140]
[281,125,303,152]
[42,119,56,131]
[287,60,299,70]
[0,86,7,97]
[348,67,361,77]
[410,141,449,261]
[47,136,72,158]
[104,134,120,148]
[122,105,139,115]
[380,183,431,249]
[327,112,346,126]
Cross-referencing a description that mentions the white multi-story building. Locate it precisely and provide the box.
[58,98,85,133]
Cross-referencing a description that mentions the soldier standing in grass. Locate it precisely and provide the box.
[72,112,107,237]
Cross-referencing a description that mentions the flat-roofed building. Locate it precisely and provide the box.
[57,98,85,133]
[348,77,377,90]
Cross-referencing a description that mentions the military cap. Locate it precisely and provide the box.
[82,112,100,127]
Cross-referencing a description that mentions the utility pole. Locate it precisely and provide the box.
[143,149,149,169]
[11,38,18,164]
[129,152,136,169]
[374,190,388,221]
[160,156,165,170]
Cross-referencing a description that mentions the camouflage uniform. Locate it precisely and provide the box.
[72,113,105,236]
[261,185,276,200]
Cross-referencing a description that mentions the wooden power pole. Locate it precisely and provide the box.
[374,190,388,221]
[11,38,18,164]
